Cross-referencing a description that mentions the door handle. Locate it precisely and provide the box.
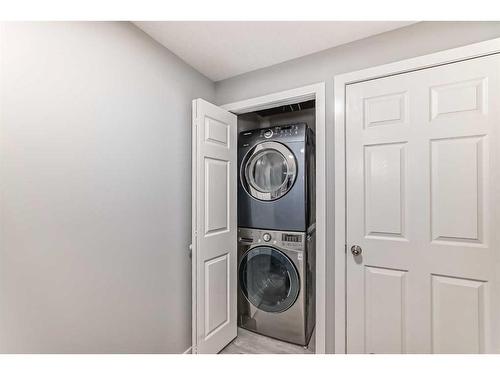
[351,245,362,256]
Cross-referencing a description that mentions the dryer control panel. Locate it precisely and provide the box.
[238,122,307,148]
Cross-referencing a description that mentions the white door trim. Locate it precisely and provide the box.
[334,37,500,354]
[221,82,327,354]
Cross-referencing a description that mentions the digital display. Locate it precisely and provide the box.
[282,234,301,243]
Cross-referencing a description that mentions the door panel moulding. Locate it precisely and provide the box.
[334,37,500,354]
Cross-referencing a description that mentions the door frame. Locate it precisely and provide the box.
[333,37,500,354]
[221,82,327,353]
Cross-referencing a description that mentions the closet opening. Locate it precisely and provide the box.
[221,98,317,354]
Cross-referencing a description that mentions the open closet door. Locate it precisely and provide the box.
[192,98,237,354]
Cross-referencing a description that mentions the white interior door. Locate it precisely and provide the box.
[192,98,237,354]
[346,54,500,353]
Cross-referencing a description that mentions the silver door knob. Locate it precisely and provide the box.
[351,245,362,256]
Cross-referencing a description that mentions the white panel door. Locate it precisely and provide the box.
[346,54,500,353]
[192,99,237,354]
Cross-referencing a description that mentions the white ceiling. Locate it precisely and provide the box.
[134,21,417,81]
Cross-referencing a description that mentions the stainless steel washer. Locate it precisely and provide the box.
[237,227,315,346]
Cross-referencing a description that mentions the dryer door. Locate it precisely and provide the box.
[239,246,300,313]
[241,141,297,201]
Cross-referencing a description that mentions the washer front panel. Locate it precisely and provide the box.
[238,246,300,313]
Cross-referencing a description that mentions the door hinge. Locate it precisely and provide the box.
[344,243,347,254]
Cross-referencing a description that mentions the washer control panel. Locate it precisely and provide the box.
[238,228,305,250]
[262,233,271,242]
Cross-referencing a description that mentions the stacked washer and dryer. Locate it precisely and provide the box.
[237,121,316,346]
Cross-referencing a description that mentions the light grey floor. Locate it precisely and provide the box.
[219,328,315,354]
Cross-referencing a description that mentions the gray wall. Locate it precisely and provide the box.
[0,22,214,353]
[215,21,500,353]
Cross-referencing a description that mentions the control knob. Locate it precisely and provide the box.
[262,233,271,242]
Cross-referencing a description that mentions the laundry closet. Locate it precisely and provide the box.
[191,95,321,354]
[232,101,316,353]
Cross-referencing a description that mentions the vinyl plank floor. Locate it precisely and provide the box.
[219,328,314,354]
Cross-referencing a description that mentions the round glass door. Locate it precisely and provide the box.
[241,141,297,201]
[239,246,300,313]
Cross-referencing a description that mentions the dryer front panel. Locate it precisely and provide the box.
[240,141,297,201]
[237,123,312,232]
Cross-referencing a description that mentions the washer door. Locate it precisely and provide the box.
[241,141,297,201]
[239,246,300,313]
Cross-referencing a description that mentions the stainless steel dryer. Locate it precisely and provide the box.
[238,123,315,232]
[237,227,315,346]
